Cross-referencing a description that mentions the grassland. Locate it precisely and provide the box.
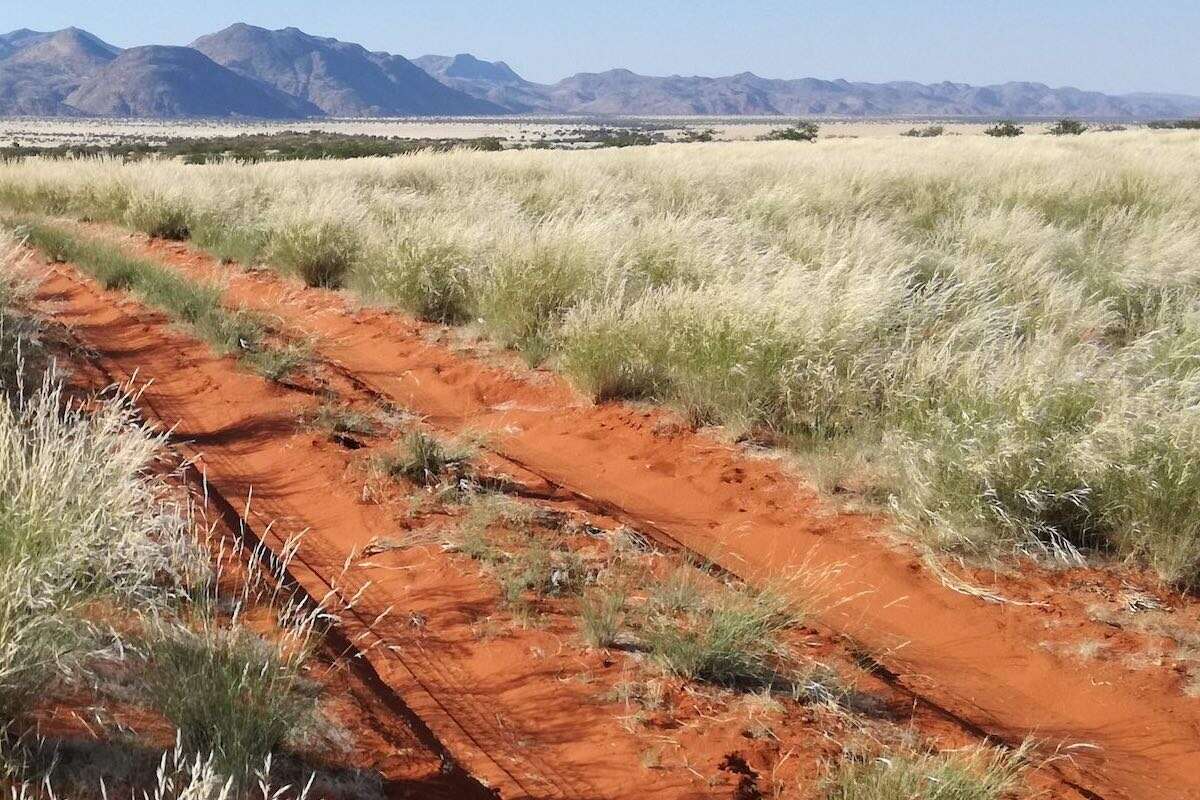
[1,130,1199,591]
[0,235,332,797]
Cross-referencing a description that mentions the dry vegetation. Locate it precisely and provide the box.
[0,236,340,798]
[0,121,1127,795]
[1,131,1196,588]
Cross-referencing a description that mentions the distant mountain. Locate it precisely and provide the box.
[0,28,119,115]
[413,57,1200,119]
[0,22,1197,120]
[414,53,552,113]
[65,46,319,118]
[191,24,502,116]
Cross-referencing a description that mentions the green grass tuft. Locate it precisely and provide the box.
[142,621,315,780]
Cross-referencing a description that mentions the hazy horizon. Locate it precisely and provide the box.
[1,1,1197,96]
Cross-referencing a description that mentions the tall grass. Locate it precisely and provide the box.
[143,619,316,781]
[4,133,1200,583]
[0,232,317,793]
[0,233,207,723]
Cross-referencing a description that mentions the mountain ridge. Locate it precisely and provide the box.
[0,23,1196,119]
[414,55,1200,119]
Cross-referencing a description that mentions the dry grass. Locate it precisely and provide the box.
[4,132,1200,583]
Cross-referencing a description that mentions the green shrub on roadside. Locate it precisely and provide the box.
[267,220,361,289]
[124,194,191,240]
[142,621,315,780]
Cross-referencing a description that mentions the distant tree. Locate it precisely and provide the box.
[679,128,716,143]
[900,125,945,138]
[758,121,819,142]
[984,121,1024,138]
[1147,119,1200,130]
[1047,119,1087,136]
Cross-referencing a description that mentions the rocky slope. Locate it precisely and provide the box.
[191,24,502,116]
[65,45,319,118]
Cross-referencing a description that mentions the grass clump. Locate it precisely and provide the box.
[190,214,268,267]
[377,430,473,487]
[267,220,361,289]
[361,236,474,324]
[142,620,315,781]
[824,743,1028,800]
[644,580,803,687]
[497,539,586,609]
[578,586,626,648]
[306,403,376,437]
[124,193,191,240]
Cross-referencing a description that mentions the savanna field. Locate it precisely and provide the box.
[5,129,1200,800]
[3,131,1199,582]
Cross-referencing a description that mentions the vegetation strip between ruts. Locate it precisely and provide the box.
[7,218,307,381]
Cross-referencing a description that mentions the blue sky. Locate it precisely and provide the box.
[3,1,1197,95]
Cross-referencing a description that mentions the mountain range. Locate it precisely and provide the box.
[1,23,1197,120]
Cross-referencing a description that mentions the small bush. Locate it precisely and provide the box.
[267,221,361,289]
[1047,119,1088,136]
[758,121,820,142]
[143,622,314,780]
[984,121,1024,138]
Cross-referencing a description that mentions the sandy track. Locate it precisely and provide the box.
[33,262,716,799]
[65,228,1200,800]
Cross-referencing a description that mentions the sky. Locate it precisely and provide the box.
[2,1,1197,96]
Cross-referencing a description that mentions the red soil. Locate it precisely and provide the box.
[94,228,1200,800]
[34,255,868,799]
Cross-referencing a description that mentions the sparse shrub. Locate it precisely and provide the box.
[758,121,820,142]
[824,743,1028,800]
[1047,119,1088,136]
[267,220,361,289]
[984,121,1024,138]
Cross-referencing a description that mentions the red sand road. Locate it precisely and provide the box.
[99,230,1200,800]
[33,263,726,800]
